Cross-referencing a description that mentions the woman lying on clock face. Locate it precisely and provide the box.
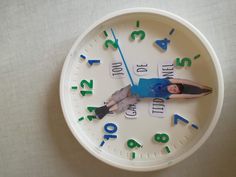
[95,78,212,119]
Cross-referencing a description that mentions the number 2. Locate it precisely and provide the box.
[80,80,93,89]
[104,39,118,49]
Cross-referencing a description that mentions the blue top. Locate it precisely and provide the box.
[130,78,171,99]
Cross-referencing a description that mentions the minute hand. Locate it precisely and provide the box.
[110,28,134,86]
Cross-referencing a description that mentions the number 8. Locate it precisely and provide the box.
[154,133,169,143]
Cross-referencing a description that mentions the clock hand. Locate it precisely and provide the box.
[110,28,135,86]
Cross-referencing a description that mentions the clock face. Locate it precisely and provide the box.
[60,9,223,171]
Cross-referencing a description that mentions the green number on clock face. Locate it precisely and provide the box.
[80,80,93,89]
[127,139,142,149]
[104,39,118,49]
[154,133,169,143]
[130,30,146,40]
[80,80,93,96]
[176,57,192,67]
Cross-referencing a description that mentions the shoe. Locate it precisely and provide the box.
[95,105,110,119]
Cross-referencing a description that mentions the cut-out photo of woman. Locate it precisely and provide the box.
[95,78,212,119]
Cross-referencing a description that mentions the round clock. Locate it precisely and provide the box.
[60,8,224,171]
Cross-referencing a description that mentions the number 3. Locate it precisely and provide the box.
[130,30,145,40]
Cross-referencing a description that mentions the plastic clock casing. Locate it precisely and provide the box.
[60,8,224,171]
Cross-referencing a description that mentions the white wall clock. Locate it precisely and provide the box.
[60,8,224,171]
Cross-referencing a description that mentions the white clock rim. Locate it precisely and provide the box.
[59,8,224,171]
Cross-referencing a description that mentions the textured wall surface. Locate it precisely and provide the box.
[0,0,235,177]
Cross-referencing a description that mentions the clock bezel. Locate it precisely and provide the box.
[59,8,224,171]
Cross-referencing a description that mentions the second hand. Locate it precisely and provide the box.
[110,28,135,87]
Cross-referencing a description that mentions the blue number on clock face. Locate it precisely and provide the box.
[154,28,175,51]
[174,114,199,130]
[100,123,118,147]
[155,38,170,51]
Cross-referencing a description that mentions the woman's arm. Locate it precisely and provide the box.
[169,78,211,90]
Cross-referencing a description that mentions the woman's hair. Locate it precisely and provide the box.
[169,82,212,95]
[175,83,184,94]
[180,84,212,94]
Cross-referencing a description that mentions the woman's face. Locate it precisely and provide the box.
[167,84,181,94]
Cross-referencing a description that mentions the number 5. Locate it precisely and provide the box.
[175,57,192,67]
